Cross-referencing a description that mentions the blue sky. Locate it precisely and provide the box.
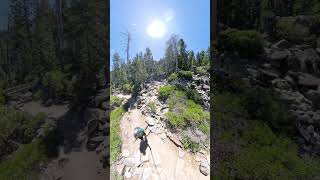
[0,1,9,30]
[111,0,210,68]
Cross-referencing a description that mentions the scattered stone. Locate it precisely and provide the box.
[272,78,292,91]
[146,117,155,126]
[258,69,279,82]
[149,126,157,133]
[299,127,311,142]
[122,149,130,158]
[299,113,313,124]
[202,84,210,90]
[133,150,141,167]
[194,153,201,162]
[142,167,153,180]
[269,50,288,61]
[297,73,320,90]
[178,148,185,158]
[153,154,161,166]
[123,158,135,167]
[101,101,109,110]
[124,171,132,179]
[86,136,105,151]
[84,108,107,122]
[271,39,291,49]
[199,160,210,176]
[167,134,182,147]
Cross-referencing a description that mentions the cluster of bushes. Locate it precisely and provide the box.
[181,135,200,153]
[176,86,202,105]
[275,18,310,43]
[122,83,132,94]
[195,66,209,76]
[213,78,320,179]
[0,82,5,105]
[148,101,156,113]
[110,96,124,109]
[214,79,291,134]
[219,29,263,58]
[177,70,193,80]
[293,0,320,16]
[158,85,176,100]
[110,106,125,162]
[165,90,209,133]
[42,70,70,100]
[216,121,320,179]
[0,108,51,179]
[0,140,48,179]
[168,73,178,82]
[0,106,47,144]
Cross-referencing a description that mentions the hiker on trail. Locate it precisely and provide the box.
[133,127,146,141]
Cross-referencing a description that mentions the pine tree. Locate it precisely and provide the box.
[143,47,154,78]
[9,0,34,83]
[164,34,179,74]
[188,50,195,69]
[112,52,121,88]
[33,0,58,76]
[178,39,188,71]
[132,54,147,92]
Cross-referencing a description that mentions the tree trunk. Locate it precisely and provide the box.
[23,0,32,49]
[56,0,64,70]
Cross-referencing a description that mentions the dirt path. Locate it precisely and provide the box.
[114,81,210,180]
[19,100,109,180]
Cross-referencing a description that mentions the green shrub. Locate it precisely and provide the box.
[0,80,5,105]
[219,28,263,58]
[122,83,132,93]
[232,122,319,180]
[110,106,125,162]
[181,135,200,153]
[183,100,209,123]
[242,87,290,133]
[177,70,193,80]
[185,88,202,105]
[221,130,234,143]
[42,70,65,92]
[111,96,124,109]
[216,121,320,179]
[165,111,186,127]
[196,66,209,75]
[168,73,178,82]
[32,90,43,101]
[166,90,209,129]
[199,121,210,134]
[0,92,5,105]
[148,101,156,113]
[293,0,320,15]
[214,92,244,127]
[0,140,47,180]
[0,107,46,143]
[275,18,310,43]
[158,85,175,100]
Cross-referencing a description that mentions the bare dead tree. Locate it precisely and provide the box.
[121,29,131,64]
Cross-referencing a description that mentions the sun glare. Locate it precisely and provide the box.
[146,19,167,38]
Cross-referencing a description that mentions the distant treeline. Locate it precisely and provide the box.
[111,34,210,93]
[0,0,106,103]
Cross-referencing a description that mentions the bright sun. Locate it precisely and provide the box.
[146,19,167,38]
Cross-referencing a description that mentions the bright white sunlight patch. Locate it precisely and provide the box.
[146,19,167,38]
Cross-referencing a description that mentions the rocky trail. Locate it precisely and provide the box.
[7,88,110,180]
[113,80,210,180]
